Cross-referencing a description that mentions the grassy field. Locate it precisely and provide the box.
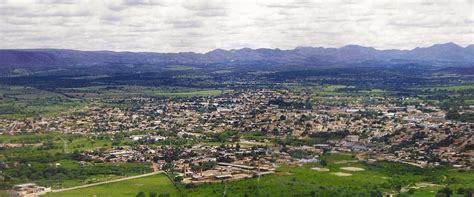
[464,99,474,105]
[0,132,117,152]
[7,152,470,196]
[0,84,232,119]
[60,85,231,98]
[46,174,179,197]
[177,153,473,197]
[0,132,151,189]
[164,65,199,71]
[179,154,385,196]
[0,85,83,119]
[416,84,474,91]
[286,84,393,105]
[152,89,229,97]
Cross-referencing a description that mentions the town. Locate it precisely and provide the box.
[1,88,472,177]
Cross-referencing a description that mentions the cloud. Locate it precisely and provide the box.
[100,14,124,23]
[183,1,229,17]
[0,0,473,52]
[36,0,76,4]
[192,9,227,17]
[122,0,164,6]
[21,8,92,17]
[166,20,204,28]
[104,0,164,11]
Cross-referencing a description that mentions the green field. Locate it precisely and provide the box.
[0,132,151,189]
[0,84,232,119]
[464,99,474,105]
[164,65,199,71]
[46,174,179,197]
[0,132,118,152]
[152,89,229,97]
[0,85,82,119]
[177,154,473,197]
[60,85,231,98]
[4,152,471,196]
[416,85,474,92]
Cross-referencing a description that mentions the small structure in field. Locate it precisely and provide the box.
[5,183,51,197]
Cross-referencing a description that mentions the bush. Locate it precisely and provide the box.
[437,187,453,197]
[136,191,145,197]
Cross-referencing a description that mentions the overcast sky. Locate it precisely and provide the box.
[1,0,473,52]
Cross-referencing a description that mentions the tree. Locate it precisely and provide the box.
[174,176,183,183]
[465,190,473,197]
[136,191,146,197]
[437,187,453,197]
[162,163,173,172]
[370,190,382,197]
[395,184,402,192]
[149,192,157,197]
[320,159,327,167]
[190,164,201,173]
[112,141,120,146]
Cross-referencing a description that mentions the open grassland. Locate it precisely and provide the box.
[0,86,65,100]
[0,101,84,120]
[464,99,474,105]
[8,68,68,77]
[164,65,199,71]
[0,85,86,120]
[0,132,151,189]
[409,169,474,197]
[0,132,118,152]
[286,84,392,104]
[415,84,474,92]
[0,155,151,189]
[0,84,231,119]
[60,85,231,98]
[152,89,228,97]
[46,174,178,197]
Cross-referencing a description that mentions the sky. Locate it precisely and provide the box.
[0,0,473,52]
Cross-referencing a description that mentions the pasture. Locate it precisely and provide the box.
[46,174,178,197]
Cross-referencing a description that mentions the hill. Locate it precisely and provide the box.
[1,43,473,72]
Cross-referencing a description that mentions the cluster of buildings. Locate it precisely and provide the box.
[4,183,51,197]
[76,144,318,183]
[0,89,472,169]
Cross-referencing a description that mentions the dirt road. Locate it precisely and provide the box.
[50,171,162,193]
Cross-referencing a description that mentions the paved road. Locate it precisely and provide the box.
[50,171,162,193]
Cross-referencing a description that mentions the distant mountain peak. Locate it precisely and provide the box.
[205,48,227,54]
[342,44,373,49]
[340,45,377,52]
[429,42,463,49]
[233,48,253,52]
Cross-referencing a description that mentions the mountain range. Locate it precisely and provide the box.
[0,42,473,70]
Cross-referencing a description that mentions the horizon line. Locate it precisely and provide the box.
[0,42,471,54]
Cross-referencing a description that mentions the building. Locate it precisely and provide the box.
[5,183,51,197]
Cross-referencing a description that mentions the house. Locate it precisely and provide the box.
[346,135,359,142]
[5,183,51,197]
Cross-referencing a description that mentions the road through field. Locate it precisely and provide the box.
[50,171,162,193]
